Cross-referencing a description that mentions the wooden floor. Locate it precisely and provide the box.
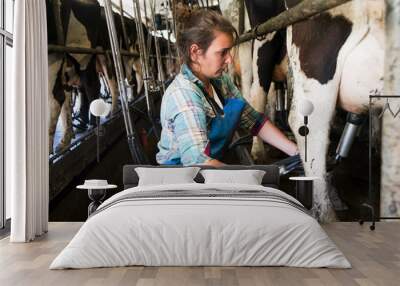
[0,222,399,286]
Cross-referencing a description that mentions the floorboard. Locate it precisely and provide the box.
[0,222,399,286]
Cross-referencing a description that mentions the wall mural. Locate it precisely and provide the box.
[47,0,399,224]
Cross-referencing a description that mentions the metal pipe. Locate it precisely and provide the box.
[104,0,149,164]
[171,0,180,58]
[119,0,130,49]
[133,0,151,80]
[142,0,153,53]
[104,1,130,133]
[52,0,65,46]
[132,0,160,139]
[163,1,174,74]
[275,82,285,112]
[238,0,245,35]
[96,117,100,163]
[47,45,177,59]
[48,44,139,56]
[150,0,166,93]
[111,1,135,19]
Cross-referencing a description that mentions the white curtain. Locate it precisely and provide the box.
[7,0,49,242]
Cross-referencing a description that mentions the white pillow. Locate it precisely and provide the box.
[135,167,201,186]
[200,169,266,185]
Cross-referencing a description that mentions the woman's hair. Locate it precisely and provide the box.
[177,9,238,65]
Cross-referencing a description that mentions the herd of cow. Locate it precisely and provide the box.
[48,0,389,221]
[47,0,174,155]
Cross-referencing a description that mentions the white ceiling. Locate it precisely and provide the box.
[97,0,220,41]
[99,0,220,21]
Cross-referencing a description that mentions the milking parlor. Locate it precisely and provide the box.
[1,1,400,285]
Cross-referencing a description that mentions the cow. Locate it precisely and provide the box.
[97,7,145,106]
[218,0,289,162]
[241,0,384,222]
[47,0,144,154]
[219,0,253,102]
[246,0,290,162]
[287,0,384,222]
[47,0,102,154]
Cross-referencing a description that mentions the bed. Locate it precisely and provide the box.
[50,165,350,269]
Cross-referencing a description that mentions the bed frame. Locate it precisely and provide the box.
[123,165,280,190]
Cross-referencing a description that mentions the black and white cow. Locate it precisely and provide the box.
[286,0,384,221]
[97,7,145,106]
[244,0,289,161]
[47,0,102,153]
[239,0,384,221]
[219,0,253,102]
[47,0,144,154]
[219,0,289,162]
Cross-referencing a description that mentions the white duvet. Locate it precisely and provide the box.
[50,183,351,269]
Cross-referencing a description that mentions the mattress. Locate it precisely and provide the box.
[50,183,351,269]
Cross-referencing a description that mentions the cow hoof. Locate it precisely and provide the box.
[49,139,55,155]
[328,187,349,211]
[56,133,74,153]
[111,107,119,116]
[75,121,88,132]
[319,207,337,223]
[55,143,69,154]
[251,148,266,164]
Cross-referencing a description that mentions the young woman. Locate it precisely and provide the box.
[156,10,297,166]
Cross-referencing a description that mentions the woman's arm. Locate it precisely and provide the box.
[257,121,298,156]
[203,158,226,167]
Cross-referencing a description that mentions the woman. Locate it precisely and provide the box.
[156,9,297,166]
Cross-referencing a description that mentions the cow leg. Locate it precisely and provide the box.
[97,54,119,115]
[288,48,339,222]
[289,83,338,222]
[249,40,266,162]
[123,55,134,101]
[238,41,253,104]
[132,58,144,96]
[49,97,62,155]
[56,90,74,152]
[78,88,90,126]
[265,82,277,123]
[48,55,64,154]
[249,37,280,162]
[287,25,344,222]
[81,57,101,125]
[108,77,119,115]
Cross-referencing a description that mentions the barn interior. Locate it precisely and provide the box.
[1,0,400,285]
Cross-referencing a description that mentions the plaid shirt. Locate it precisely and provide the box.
[156,64,268,165]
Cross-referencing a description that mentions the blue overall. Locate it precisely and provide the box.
[206,98,246,160]
[164,97,245,165]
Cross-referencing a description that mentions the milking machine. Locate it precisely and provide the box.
[132,0,162,139]
[274,82,291,131]
[334,112,365,164]
[160,0,176,83]
[103,0,149,164]
[149,0,166,94]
